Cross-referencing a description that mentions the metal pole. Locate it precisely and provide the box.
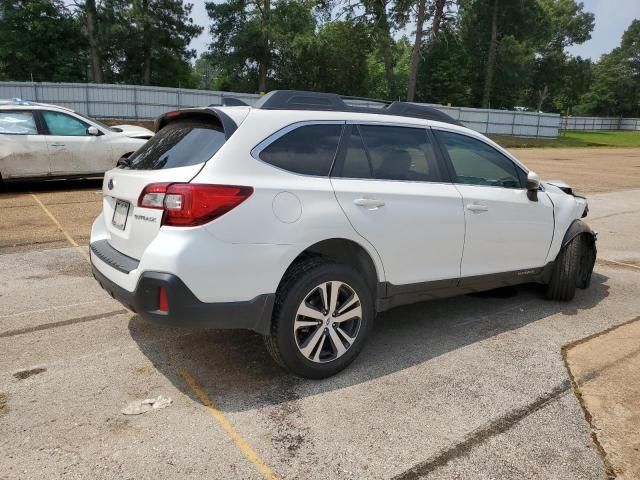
[133,86,138,120]
[85,84,91,116]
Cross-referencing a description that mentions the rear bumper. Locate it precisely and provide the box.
[91,264,275,335]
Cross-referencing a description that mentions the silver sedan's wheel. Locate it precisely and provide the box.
[293,281,362,363]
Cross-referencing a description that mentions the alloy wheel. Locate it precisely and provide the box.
[293,281,362,363]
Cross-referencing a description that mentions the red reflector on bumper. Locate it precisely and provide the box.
[158,287,169,312]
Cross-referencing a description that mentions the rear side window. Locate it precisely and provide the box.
[336,125,443,182]
[127,119,226,170]
[259,124,343,176]
[0,111,37,135]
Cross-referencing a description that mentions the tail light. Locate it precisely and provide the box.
[138,183,253,227]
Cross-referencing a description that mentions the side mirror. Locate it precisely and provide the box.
[526,171,541,191]
[87,126,100,136]
[526,171,540,201]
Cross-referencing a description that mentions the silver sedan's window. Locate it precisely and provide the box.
[0,111,37,135]
[42,111,89,136]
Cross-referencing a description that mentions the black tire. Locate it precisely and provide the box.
[577,235,596,289]
[546,236,581,301]
[264,257,375,379]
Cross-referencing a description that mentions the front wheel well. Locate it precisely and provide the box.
[281,239,380,299]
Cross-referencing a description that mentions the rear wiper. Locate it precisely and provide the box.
[116,156,131,169]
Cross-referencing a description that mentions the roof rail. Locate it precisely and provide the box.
[254,90,462,126]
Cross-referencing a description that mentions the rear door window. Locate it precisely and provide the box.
[0,111,38,135]
[127,119,227,170]
[334,124,444,182]
[258,123,343,176]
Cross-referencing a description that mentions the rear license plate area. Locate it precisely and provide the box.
[112,199,130,231]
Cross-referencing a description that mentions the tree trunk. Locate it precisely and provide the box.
[482,0,498,109]
[258,0,270,93]
[142,0,152,85]
[431,0,445,37]
[371,0,395,97]
[536,84,549,112]
[407,0,427,101]
[85,0,103,83]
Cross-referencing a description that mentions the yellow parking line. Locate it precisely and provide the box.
[597,257,640,272]
[31,193,91,264]
[32,191,277,479]
[178,369,277,480]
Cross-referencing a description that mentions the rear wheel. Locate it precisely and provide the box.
[264,258,374,379]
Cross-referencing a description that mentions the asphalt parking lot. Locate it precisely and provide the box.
[1,150,640,479]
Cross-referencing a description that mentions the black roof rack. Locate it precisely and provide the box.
[253,90,462,126]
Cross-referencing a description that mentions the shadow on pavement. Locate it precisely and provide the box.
[129,273,610,413]
[0,178,103,194]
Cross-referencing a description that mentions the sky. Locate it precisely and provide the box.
[189,1,209,56]
[188,0,640,61]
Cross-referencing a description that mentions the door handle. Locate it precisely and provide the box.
[354,198,385,209]
[466,203,489,213]
[50,143,65,147]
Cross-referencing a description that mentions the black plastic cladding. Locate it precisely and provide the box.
[254,90,464,127]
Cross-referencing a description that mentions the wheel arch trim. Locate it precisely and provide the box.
[562,219,597,249]
[279,237,385,294]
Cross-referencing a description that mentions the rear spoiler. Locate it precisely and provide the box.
[154,107,238,140]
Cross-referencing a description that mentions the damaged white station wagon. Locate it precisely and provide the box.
[90,91,597,378]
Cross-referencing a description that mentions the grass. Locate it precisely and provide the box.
[490,131,640,149]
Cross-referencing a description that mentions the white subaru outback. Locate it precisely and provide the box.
[90,91,597,379]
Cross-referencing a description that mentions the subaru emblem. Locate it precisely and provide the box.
[108,178,114,190]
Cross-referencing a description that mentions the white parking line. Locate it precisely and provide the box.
[30,193,90,263]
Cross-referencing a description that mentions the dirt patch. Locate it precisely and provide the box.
[13,367,47,380]
[509,147,640,194]
[50,259,91,278]
[564,317,640,479]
